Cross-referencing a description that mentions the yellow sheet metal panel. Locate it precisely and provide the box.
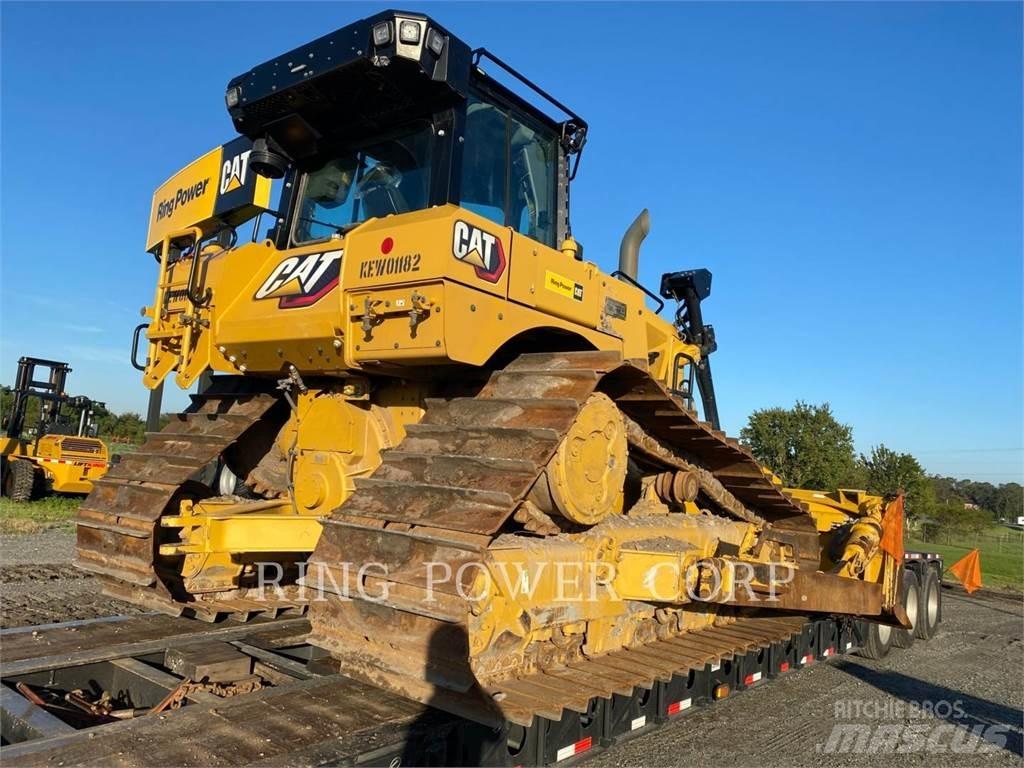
[441,281,613,366]
[506,232,599,328]
[145,138,271,251]
[348,282,447,361]
[342,205,512,299]
[210,240,347,378]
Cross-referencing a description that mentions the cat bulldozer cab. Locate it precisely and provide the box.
[0,357,110,501]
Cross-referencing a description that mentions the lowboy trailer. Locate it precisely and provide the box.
[0,553,943,767]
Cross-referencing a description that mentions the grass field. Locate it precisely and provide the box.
[0,437,134,534]
[908,532,1023,592]
[0,495,81,533]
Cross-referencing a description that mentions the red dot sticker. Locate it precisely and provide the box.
[381,237,394,254]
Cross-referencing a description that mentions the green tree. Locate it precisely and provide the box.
[859,444,927,517]
[740,401,859,490]
[928,475,965,505]
[922,499,993,541]
[994,482,1023,521]
[961,480,998,512]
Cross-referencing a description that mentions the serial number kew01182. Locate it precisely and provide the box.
[358,254,422,279]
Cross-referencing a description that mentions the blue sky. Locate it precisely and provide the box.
[1,2,1021,483]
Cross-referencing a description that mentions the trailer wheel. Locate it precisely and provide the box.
[3,459,37,502]
[857,621,893,660]
[892,569,920,649]
[914,567,941,640]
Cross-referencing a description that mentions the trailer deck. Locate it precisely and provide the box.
[1,554,944,767]
[1,613,452,766]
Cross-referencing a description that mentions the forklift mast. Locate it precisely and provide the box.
[5,357,73,440]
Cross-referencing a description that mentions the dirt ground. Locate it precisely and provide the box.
[0,530,145,627]
[1,530,1021,766]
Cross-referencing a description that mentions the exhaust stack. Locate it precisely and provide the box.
[618,209,650,281]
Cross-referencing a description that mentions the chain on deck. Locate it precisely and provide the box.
[307,351,819,726]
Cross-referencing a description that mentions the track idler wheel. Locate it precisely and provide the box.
[652,469,700,505]
[528,392,626,526]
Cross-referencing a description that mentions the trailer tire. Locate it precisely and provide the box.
[3,459,37,502]
[857,621,893,660]
[892,569,919,649]
[914,567,941,640]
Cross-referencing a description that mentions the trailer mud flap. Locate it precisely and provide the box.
[838,617,861,654]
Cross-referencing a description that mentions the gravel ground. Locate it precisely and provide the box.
[0,529,145,627]
[1,531,1020,766]
[586,588,1023,767]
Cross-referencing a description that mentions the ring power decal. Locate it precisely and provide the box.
[255,250,342,308]
[545,270,584,301]
[147,137,271,251]
[452,220,506,283]
[155,179,210,222]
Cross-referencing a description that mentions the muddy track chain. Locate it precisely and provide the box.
[72,378,302,622]
[307,351,819,726]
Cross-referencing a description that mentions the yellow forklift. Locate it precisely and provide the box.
[0,357,110,501]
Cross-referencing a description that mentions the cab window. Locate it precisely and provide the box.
[292,122,433,244]
[509,113,557,246]
[460,97,507,228]
[460,94,557,246]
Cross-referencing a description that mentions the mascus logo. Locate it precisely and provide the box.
[452,220,505,283]
[254,250,342,308]
[155,178,210,221]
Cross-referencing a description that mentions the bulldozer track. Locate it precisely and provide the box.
[71,352,825,727]
[308,351,820,727]
[72,379,302,622]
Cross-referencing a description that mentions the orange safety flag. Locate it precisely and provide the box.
[879,494,905,562]
[948,549,983,594]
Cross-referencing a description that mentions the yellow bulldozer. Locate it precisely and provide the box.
[75,10,919,729]
[1,357,110,501]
